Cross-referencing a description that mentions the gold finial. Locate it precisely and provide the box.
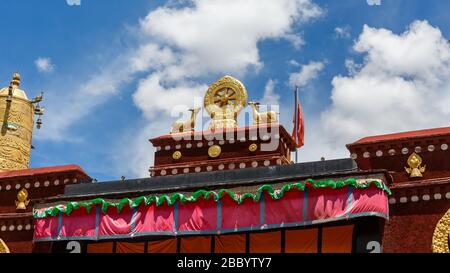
[249,143,258,152]
[172,151,182,160]
[15,188,30,211]
[11,72,20,87]
[405,152,426,178]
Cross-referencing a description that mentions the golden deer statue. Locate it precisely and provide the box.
[170,107,200,133]
[248,101,278,125]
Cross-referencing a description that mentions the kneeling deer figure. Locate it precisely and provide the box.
[248,101,278,125]
[170,107,201,133]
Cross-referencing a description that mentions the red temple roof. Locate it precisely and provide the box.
[350,126,450,146]
[0,164,89,180]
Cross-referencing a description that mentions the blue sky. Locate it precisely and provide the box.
[1,0,449,181]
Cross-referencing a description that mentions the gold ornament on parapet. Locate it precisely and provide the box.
[172,151,182,160]
[0,239,10,253]
[432,208,450,253]
[249,143,258,152]
[208,145,222,158]
[204,76,247,130]
[405,152,426,178]
[16,188,30,211]
[170,107,200,134]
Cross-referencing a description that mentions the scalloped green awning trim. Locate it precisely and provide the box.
[33,178,391,219]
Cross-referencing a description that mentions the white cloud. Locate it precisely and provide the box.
[35,57,55,73]
[289,61,325,87]
[288,59,300,67]
[37,0,322,177]
[66,0,81,6]
[260,79,280,106]
[334,26,351,39]
[322,20,450,148]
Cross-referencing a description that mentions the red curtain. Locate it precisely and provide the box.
[285,229,318,253]
[249,231,281,253]
[215,234,246,253]
[147,238,177,253]
[322,225,354,253]
[180,236,211,253]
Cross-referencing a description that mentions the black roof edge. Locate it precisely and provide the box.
[33,158,391,204]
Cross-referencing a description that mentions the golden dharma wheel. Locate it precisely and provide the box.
[204,75,247,130]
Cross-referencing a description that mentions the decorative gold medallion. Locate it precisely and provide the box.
[249,143,258,152]
[208,145,222,158]
[15,188,30,211]
[172,151,182,160]
[432,208,450,253]
[405,152,426,178]
[204,75,248,130]
[0,238,10,253]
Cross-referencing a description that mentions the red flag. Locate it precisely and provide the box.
[296,102,304,148]
[292,91,304,148]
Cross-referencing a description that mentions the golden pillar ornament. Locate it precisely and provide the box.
[0,73,44,171]
[404,152,426,178]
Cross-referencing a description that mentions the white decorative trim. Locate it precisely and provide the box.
[72,178,78,184]
[186,143,192,149]
[411,196,419,202]
[415,146,422,153]
[5,185,11,191]
[363,152,370,158]
[44,181,50,187]
[8,225,14,231]
[388,198,396,204]
[250,136,258,141]
[208,141,214,146]
[228,163,235,170]
[218,164,225,170]
[388,149,396,156]
[25,224,31,230]
[17,225,23,231]
[150,171,155,177]
[229,139,235,144]
[156,146,162,151]
[206,166,213,172]
[1,225,6,231]
[251,161,258,168]
[239,163,246,169]
[264,160,270,166]
[446,192,450,199]
[175,144,181,149]
[276,159,282,165]
[197,142,203,148]
[160,170,167,176]
[15,184,21,189]
[441,144,448,151]
[54,179,60,186]
[428,145,435,152]
[274,134,280,140]
[434,193,442,200]
[422,195,430,201]
[164,145,171,151]
[239,137,246,142]
[351,153,358,160]
[24,183,30,189]
[261,135,270,141]
[401,148,409,155]
[171,169,178,175]
[0,186,2,191]
[195,167,201,173]
[400,197,408,203]
[183,168,189,174]
[219,140,225,145]
[376,150,383,157]
[64,178,70,184]
[34,182,40,188]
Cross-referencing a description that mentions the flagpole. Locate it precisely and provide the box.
[295,86,299,164]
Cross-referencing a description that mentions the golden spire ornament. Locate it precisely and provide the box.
[405,152,426,178]
[0,72,45,171]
